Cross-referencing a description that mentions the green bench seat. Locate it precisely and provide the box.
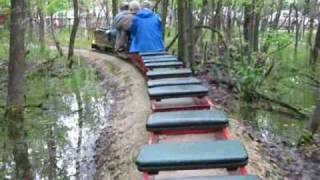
[145,61,183,69]
[143,55,176,60]
[148,77,202,88]
[140,51,168,56]
[147,110,229,132]
[136,141,248,173]
[148,85,208,99]
[144,57,179,63]
[147,68,192,79]
[161,175,260,180]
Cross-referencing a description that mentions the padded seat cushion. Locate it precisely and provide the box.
[147,68,192,79]
[148,77,202,88]
[147,110,229,131]
[140,51,168,56]
[136,141,248,172]
[148,85,208,99]
[145,61,183,68]
[143,55,177,60]
[143,57,178,63]
[161,175,260,180]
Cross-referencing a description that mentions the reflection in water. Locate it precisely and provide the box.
[54,92,111,180]
[238,103,305,143]
[1,68,114,180]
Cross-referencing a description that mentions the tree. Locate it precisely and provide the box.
[67,0,80,68]
[160,0,169,36]
[177,0,195,70]
[309,96,320,134]
[311,21,320,64]
[112,0,118,18]
[6,0,32,179]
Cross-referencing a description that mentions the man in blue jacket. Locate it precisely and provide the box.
[129,1,165,53]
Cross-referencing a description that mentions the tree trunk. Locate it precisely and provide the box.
[185,1,195,69]
[210,0,215,41]
[288,4,293,33]
[50,15,64,57]
[214,0,222,30]
[311,22,320,64]
[38,7,45,52]
[194,0,209,44]
[67,0,80,68]
[112,0,118,19]
[309,95,320,134]
[7,0,32,179]
[307,18,314,48]
[177,1,194,70]
[177,0,185,62]
[47,126,57,180]
[161,0,169,37]
[272,0,283,29]
[26,0,33,42]
[253,6,260,52]
[244,4,253,51]
[294,3,300,53]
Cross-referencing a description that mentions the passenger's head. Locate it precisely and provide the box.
[129,1,140,13]
[120,2,129,11]
[141,1,152,9]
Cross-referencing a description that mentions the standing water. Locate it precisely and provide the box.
[0,65,116,180]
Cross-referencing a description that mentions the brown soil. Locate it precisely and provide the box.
[72,49,278,180]
[72,49,150,180]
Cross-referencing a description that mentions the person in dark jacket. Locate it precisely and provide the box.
[129,1,165,53]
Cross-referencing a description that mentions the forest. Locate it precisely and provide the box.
[0,0,319,179]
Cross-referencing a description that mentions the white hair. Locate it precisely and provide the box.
[141,1,152,9]
[129,1,140,13]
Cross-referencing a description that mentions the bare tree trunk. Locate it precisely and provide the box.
[311,22,320,64]
[177,0,185,61]
[161,0,169,36]
[253,5,260,52]
[185,1,195,69]
[244,4,253,52]
[294,3,300,53]
[112,0,118,18]
[26,0,33,42]
[272,0,283,29]
[288,4,293,33]
[214,0,222,30]
[68,0,80,68]
[210,0,215,41]
[225,5,232,43]
[7,0,32,179]
[194,0,209,43]
[47,126,57,180]
[50,15,63,57]
[309,94,320,134]
[38,7,45,51]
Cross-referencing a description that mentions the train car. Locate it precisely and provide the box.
[91,27,115,52]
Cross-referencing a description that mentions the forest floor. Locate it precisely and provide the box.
[198,72,320,180]
[67,49,283,180]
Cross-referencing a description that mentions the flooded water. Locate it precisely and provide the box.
[236,102,320,179]
[0,66,115,180]
[237,104,306,143]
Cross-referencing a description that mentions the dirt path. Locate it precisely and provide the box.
[71,49,278,180]
[72,49,150,180]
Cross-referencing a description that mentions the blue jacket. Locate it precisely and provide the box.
[129,9,165,53]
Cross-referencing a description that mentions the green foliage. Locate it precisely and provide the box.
[47,0,69,14]
[0,29,9,61]
[298,129,314,145]
[0,0,10,11]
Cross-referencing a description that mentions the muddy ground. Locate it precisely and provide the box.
[73,49,279,180]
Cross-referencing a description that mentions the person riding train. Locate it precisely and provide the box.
[129,1,165,53]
